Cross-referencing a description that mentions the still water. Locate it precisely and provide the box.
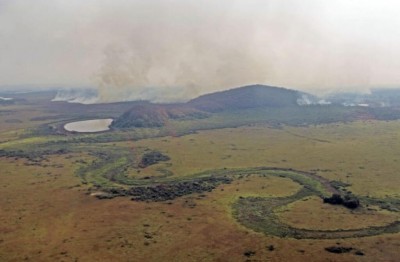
[64,119,113,132]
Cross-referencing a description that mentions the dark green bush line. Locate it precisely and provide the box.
[139,151,170,168]
[234,193,400,239]
[96,176,233,201]
[232,175,400,239]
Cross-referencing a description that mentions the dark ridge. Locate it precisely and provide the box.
[111,104,208,128]
[187,84,305,112]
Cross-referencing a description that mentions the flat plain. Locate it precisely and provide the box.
[1,93,400,261]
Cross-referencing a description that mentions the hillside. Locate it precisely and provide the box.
[112,85,311,128]
[187,84,305,112]
[111,104,208,128]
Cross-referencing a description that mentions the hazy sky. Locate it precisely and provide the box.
[1,0,400,101]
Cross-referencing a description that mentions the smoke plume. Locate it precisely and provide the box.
[1,1,400,103]
[93,1,273,103]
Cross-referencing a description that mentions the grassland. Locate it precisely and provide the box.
[1,95,400,261]
[278,196,399,230]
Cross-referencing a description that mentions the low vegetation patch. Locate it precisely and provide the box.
[97,176,233,201]
[139,151,170,168]
[230,170,400,239]
[323,194,360,209]
[324,246,365,256]
[324,246,353,254]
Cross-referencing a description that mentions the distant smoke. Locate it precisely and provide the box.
[94,24,270,103]
[3,1,400,101]
[296,94,332,106]
[52,89,98,104]
[88,1,400,103]
[0,96,13,101]
[89,1,324,103]
[297,95,314,106]
[317,99,332,105]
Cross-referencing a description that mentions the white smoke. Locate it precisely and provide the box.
[3,1,398,102]
[297,94,314,106]
[0,96,13,101]
[317,99,331,105]
[297,94,331,106]
[52,89,98,104]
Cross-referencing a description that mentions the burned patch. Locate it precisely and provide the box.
[323,194,360,209]
[139,151,170,168]
[99,176,232,201]
[325,246,353,254]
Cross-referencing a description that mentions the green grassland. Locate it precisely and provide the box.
[1,97,400,261]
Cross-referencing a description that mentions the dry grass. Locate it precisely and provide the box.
[277,195,400,231]
[134,121,400,198]
[1,105,400,261]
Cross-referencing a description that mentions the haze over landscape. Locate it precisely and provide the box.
[1,0,400,102]
[2,1,400,261]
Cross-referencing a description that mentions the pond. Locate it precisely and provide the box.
[64,119,113,133]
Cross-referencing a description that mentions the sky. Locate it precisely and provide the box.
[1,0,400,102]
